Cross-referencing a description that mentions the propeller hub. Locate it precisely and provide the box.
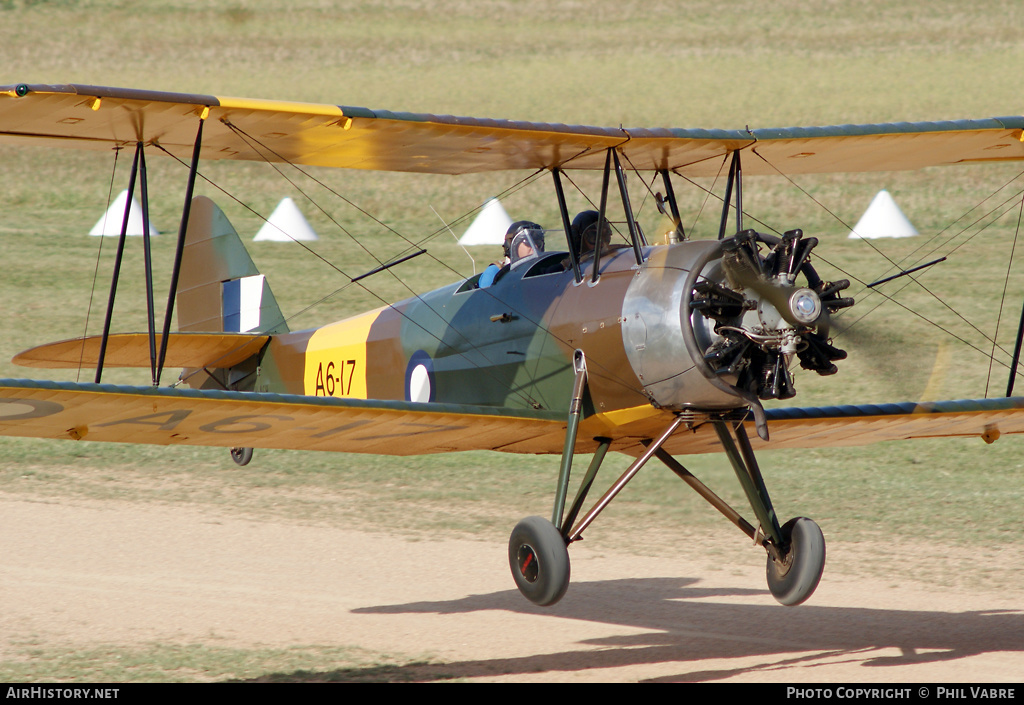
[621,230,853,411]
[790,288,822,324]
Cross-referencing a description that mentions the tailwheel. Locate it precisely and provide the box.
[766,517,826,606]
[509,516,571,606]
[230,447,253,466]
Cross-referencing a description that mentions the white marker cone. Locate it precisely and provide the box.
[254,197,319,241]
[89,190,159,237]
[459,198,513,246]
[849,190,918,239]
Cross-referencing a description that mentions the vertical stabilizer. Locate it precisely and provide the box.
[177,196,289,333]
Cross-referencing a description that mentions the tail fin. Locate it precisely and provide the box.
[177,196,288,334]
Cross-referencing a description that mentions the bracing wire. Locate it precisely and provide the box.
[661,151,1024,380]
[985,190,1024,396]
[153,141,652,406]
[79,146,122,382]
[180,129,657,401]
[732,150,1024,375]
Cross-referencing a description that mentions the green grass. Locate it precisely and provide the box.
[0,641,439,683]
[6,0,1024,125]
[2,0,1024,682]
[0,0,1021,555]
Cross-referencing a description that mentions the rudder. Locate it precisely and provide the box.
[177,196,288,334]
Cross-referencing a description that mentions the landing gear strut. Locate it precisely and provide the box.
[508,381,827,607]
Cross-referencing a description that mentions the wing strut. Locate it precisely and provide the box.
[1007,297,1024,396]
[95,115,209,387]
[139,144,158,384]
[94,142,158,383]
[593,150,613,282]
[157,113,206,383]
[658,169,686,241]
[573,148,647,282]
[551,169,582,284]
[612,149,647,265]
[95,142,146,384]
[718,151,744,240]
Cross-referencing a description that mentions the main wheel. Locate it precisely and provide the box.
[508,516,571,606]
[230,447,253,466]
[766,517,825,606]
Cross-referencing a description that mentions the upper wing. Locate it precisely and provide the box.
[1,379,1022,458]
[2,83,1023,176]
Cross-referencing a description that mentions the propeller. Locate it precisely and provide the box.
[692,229,853,401]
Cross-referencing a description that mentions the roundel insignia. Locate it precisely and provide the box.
[404,350,436,403]
[0,397,64,420]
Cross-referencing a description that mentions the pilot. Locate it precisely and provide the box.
[571,210,612,259]
[479,220,545,286]
[562,210,613,273]
[509,222,545,267]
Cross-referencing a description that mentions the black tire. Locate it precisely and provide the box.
[230,447,253,466]
[766,517,826,606]
[508,516,571,606]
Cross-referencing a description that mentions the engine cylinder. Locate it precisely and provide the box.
[621,241,743,411]
[621,230,850,412]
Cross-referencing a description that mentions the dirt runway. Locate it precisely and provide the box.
[2,495,1021,682]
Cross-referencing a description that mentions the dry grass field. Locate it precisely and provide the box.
[0,0,1023,682]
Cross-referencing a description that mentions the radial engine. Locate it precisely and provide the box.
[622,228,853,417]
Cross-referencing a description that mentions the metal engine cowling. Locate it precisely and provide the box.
[621,229,852,414]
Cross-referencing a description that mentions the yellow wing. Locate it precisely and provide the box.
[659,398,1024,456]
[0,380,568,455]
[0,380,1022,457]
[2,83,1023,176]
[583,398,1024,456]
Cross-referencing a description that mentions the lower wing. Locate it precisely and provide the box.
[0,379,1022,457]
[0,379,566,455]
[660,398,1024,456]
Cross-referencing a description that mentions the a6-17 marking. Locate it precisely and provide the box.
[314,360,357,396]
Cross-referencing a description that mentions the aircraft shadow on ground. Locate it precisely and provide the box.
[239,576,1023,682]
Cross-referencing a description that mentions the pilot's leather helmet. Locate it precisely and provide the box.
[504,221,545,263]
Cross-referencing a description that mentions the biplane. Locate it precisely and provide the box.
[2,83,1024,608]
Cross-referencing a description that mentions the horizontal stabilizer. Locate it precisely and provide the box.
[12,332,269,370]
